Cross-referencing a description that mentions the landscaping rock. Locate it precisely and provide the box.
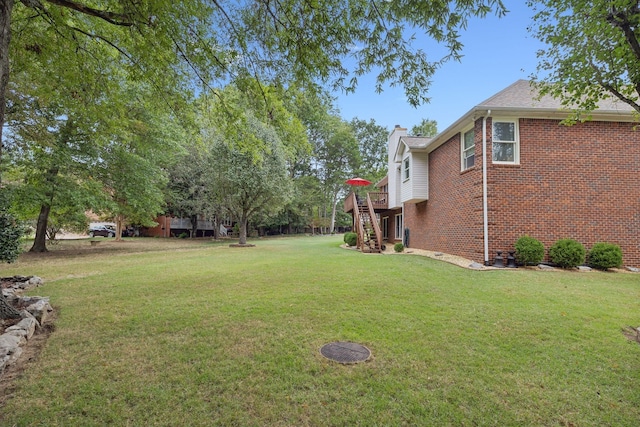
[0,334,25,358]
[538,264,554,270]
[578,266,592,272]
[25,298,53,324]
[6,317,39,340]
[468,262,484,270]
[627,267,639,273]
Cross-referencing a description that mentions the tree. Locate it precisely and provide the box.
[313,117,361,234]
[2,0,508,175]
[207,115,293,245]
[166,141,221,238]
[350,117,389,182]
[529,0,640,119]
[410,118,438,137]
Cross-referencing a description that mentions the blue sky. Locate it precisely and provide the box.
[334,3,544,133]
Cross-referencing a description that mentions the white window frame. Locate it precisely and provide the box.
[402,156,410,182]
[395,213,403,240]
[492,119,519,164]
[461,128,475,171]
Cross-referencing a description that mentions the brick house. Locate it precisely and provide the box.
[351,80,640,268]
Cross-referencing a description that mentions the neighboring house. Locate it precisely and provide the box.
[348,80,640,267]
[143,216,234,238]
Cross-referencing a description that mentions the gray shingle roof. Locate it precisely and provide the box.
[478,79,634,113]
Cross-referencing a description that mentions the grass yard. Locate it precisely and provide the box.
[0,236,639,426]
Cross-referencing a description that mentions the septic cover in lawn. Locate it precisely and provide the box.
[320,341,371,364]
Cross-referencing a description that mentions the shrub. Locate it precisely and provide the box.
[514,235,545,266]
[588,242,623,270]
[394,243,404,253]
[0,195,25,263]
[549,239,586,269]
[344,232,357,247]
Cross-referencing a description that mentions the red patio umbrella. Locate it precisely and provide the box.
[345,177,372,186]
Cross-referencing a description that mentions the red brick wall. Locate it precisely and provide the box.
[401,117,640,267]
[487,118,639,267]
[404,119,485,262]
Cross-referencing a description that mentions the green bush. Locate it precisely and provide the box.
[0,195,25,263]
[549,238,586,269]
[344,232,357,247]
[588,242,623,270]
[514,235,545,266]
[394,243,404,253]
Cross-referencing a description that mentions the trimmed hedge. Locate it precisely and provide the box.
[588,242,623,270]
[394,243,404,253]
[514,235,545,266]
[549,239,586,269]
[344,232,357,247]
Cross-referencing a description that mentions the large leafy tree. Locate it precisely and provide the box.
[529,0,640,119]
[207,115,293,245]
[350,117,389,182]
[1,0,508,174]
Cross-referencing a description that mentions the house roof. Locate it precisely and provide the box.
[393,135,432,162]
[423,79,638,154]
[478,79,634,112]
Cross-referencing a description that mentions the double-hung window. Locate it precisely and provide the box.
[461,129,475,170]
[403,156,410,181]
[492,120,519,164]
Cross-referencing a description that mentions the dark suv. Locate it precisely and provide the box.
[88,225,115,238]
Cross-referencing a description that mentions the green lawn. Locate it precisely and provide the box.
[1,236,639,426]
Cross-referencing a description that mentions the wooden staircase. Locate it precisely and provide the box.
[349,192,383,254]
[358,203,381,253]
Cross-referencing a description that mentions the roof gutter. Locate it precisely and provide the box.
[483,110,491,266]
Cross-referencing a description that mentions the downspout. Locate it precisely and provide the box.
[482,110,491,265]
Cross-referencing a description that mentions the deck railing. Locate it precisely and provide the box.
[366,194,383,252]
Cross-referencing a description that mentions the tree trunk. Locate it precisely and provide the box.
[30,203,51,252]
[115,214,124,241]
[329,194,339,234]
[0,0,14,182]
[190,214,198,238]
[238,212,248,245]
[0,294,20,320]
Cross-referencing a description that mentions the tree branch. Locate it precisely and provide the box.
[41,0,138,26]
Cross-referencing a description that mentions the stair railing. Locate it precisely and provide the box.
[366,193,383,252]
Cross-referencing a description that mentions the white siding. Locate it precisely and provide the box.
[400,151,429,203]
[387,127,407,209]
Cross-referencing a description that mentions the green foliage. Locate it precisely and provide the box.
[549,238,586,269]
[514,235,545,266]
[587,242,623,270]
[343,232,357,246]
[350,117,388,181]
[394,242,404,253]
[0,191,25,263]
[529,0,640,119]
[410,118,438,137]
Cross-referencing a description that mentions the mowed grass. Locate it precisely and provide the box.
[1,236,639,426]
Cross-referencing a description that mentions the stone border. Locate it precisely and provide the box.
[1,277,53,375]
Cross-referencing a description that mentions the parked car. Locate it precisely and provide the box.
[88,225,115,238]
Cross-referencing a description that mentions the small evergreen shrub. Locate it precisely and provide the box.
[394,243,404,253]
[514,235,545,266]
[344,232,357,247]
[549,238,586,269]
[587,242,623,270]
